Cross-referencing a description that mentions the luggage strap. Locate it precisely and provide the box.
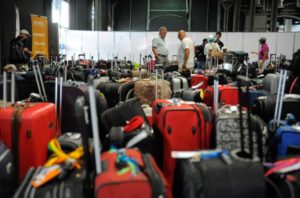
[265,157,300,177]
[289,76,299,94]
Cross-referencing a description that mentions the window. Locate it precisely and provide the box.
[52,0,69,28]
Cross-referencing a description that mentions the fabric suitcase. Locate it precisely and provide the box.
[265,157,300,198]
[173,150,265,198]
[0,141,14,197]
[172,89,203,103]
[95,149,170,198]
[45,80,108,135]
[216,105,266,160]
[134,79,172,106]
[96,81,134,108]
[108,69,132,80]
[203,85,239,107]
[152,99,213,190]
[252,94,300,123]
[191,74,208,90]
[0,103,57,180]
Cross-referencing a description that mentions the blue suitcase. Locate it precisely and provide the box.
[275,125,300,158]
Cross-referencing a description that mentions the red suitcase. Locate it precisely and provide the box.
[191,74,208,90]
[95,149,170,198]
[152,99,213,190]
[0,71,58,180]
[203,85,239,108]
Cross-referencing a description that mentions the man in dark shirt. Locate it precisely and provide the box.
[10,29,32,64]
[195,38,208,69]
[215,31,224,50]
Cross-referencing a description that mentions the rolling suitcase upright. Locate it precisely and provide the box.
[84,77,170,198]
[172,76,265,198]
[203,85,239,108]
[0,71,57,180]
[13,96,95,198]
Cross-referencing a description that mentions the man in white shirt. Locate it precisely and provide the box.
[152,27,169,67]
[177,30,195,72]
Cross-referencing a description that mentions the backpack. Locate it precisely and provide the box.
[9,38,28,63]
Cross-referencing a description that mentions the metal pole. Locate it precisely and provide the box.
[11,72,15,104]
[146,0,150,31]
[270,0,279,32]
[249,0,256,32]
[3,72,7,107]
[233,0,241,31]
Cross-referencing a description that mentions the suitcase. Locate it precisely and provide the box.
[152,99,213,190]
[45,80,108,135]
[96,81,135,108]
[95,149,170,198]
[170,77,189,93]
[88,76,171,198]
[203,85,239,108]
[265,157,300,198]
[13,96,95,198]
[0,71,58,180]
[173,76,266,198]
[172,89,203,103]
[0,141,14,197]
[173,150,265,198]
[191,74,208,90]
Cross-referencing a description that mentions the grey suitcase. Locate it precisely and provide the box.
[263,73,279,94]
[171,77,189,93]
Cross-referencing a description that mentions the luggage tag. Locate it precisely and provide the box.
[32,165,62,188]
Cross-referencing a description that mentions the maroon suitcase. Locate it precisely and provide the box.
[0,71,58,180]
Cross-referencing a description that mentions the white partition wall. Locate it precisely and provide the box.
[63,31,300,63]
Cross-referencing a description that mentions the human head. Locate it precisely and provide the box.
[20,29,31,40]
[203,38,208,45]
[259,37,267,45]
[215,31,222,40]
[159,27,168,39]
[178,30,186,41]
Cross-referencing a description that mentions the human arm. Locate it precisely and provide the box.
[182,48,190,69]
[152,38,159,60]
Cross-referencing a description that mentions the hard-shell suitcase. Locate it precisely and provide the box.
[0,141,14,197]
[0,71,58,180]
[13,96,94,198]
[152,99,213,190]
[170,77,189,93]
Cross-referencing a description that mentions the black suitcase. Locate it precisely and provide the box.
[0,141,14,198]
[96,81,134,108]
[44,80,108,137]
[252,94,300,123]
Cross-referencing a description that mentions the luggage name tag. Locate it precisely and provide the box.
[32,165,62,188]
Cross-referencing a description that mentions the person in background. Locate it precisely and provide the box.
[251,37,270,73]
[204,34,220,59]
[195,38,208,70]
[152,26,169,67]
[215,31,224,49]
[9,29,32,64]
[177,30,195,73]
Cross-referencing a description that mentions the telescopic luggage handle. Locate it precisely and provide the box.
[87,76,102,174]
[2,68,16,107]
[155,64,164,100]
[237,75,254,158]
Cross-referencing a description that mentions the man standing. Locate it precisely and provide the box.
[152,27,169,67]
[9,29,32,64]
[215,31,224,49]
[177,30,195,73]
[195,38,208,69]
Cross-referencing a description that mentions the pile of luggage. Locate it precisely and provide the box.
[0,49,300,198]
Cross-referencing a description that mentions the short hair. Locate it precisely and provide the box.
[216,31,222,36]
[159,26,168,32]
[203,38,208,43]
[259,37,267,44]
